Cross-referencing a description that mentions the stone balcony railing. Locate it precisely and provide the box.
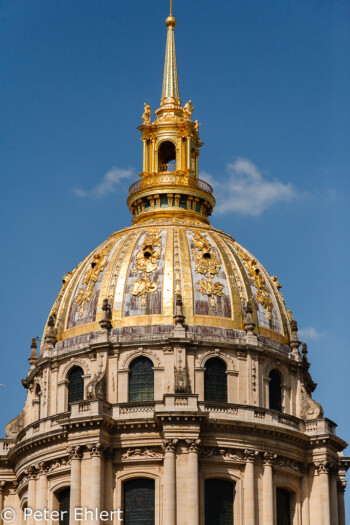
[198,402,304,432]
[0,399,336,450]
[0,440,15,456]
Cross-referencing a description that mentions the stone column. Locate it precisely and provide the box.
[337,481,346,525]
[244,449,258,525]
[0,481,5,525]
[104,449,114,525]
[262,453,276,525]
[300,471,310,525]
[89,443,104,525]
[186,439,200,525]
[69,446,82,524]
[316,462,331,525]
[36,463,48,512]
[329,468,339,525]
[27,467,37,525]
[162,439,178,525]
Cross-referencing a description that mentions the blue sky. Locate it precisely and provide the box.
[1,0,349,509]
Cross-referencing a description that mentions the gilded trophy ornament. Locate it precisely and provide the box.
[192,232,224,307]
[130,231,162,306]
[75,238,116,316]
[234,243,273,320]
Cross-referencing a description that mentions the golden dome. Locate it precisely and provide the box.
[40,5,294,354]
[41,218,293,354]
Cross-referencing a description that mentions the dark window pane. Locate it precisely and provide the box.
[129,357,154,402]
[269,370,282,411]
[205,479,234,525]
[124,478,155,525]
[276,488,291,525]
[58,487,70,525]
[204,358,227,403]
[68,367,84,409]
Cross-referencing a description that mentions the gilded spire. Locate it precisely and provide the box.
[161,1,180,107]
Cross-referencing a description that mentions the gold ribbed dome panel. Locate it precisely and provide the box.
[41,219,293,352]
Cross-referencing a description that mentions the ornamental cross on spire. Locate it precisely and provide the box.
[161,0,180,106]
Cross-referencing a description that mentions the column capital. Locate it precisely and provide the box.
[162,439,178,454]
[337,480,347,493]
[26,466,39,480]
[244,449,259,463]
[68,445,83,461]
[184,439,200,453]
[37,461,49,476]
[262,452,277,466]
[314,460,331,474]
[88,443,104,457]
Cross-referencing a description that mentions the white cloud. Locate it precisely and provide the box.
[72,167,134,198]
[201,157,298,216]
[299,327,322,340]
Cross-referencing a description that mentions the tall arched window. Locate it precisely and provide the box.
[129,357,154,402]
[34,384,41,420]
[68,366,84,410]
[205,479,234,525]
[276,488,291,525]
[57,488,70,525]
[269,370,282,411]
[158,140,176,172]
[204,358,227,403]
[124,478,155,525]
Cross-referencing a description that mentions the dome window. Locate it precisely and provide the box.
[269,370,282,411]
[123,478,155,525]
[204,357,227,403]
[276,488,291,525]
[158,140,176,172]
[205,479,234,525]
[68,366,84,410]
[57,488,70,525]
[129,357,154,402]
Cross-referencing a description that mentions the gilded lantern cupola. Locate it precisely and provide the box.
[127,5,215,224]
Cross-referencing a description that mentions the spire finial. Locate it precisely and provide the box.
[161,1,180,107]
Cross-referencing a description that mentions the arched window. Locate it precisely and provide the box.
[57,488,70,525]
[158,141,176,172]
[204,358,227,403]
[124,478,155,525]
[276,488,291,525]
[205,479,234,525]
[129,357,154,402]
[269,370,282,411]
[34,384,41,420]
[68,367,84,410]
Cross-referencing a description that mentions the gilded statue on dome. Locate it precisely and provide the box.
[142,103,151,124]
[183,100,194,120]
